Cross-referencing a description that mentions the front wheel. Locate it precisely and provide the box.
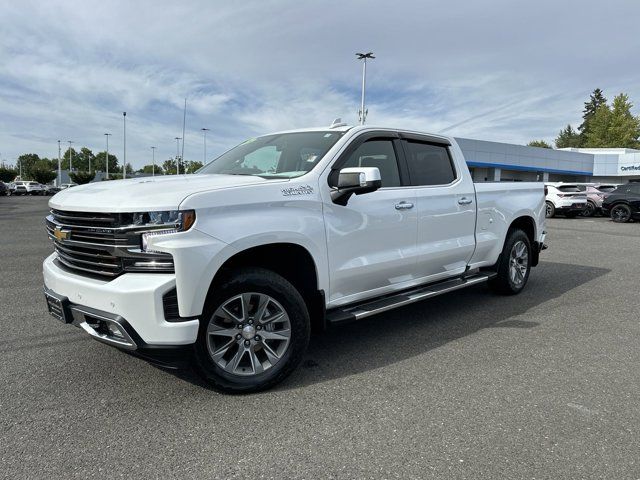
[193,268,310,393]
[489,229,532,295]
[610,204,632,223]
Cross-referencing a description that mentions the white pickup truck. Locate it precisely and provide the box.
[43,124,546,392]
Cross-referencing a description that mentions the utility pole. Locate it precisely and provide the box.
[122,112,127,179]
[68,141,74,171]
[151,146,156,176]
[104,133,111,180]
[180,98,187,174]
[356,52,375,125]
[174,137,181,175]
[201,128,210,165]
[57,140,61,187]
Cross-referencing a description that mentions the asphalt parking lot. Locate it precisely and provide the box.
[1,195,639,479]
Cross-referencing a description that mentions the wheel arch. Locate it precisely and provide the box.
[207,242,326,331]
[507,215,538,266]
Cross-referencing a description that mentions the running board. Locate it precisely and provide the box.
[326,272,496,326]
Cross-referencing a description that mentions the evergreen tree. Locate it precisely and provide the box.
[585,94,640,148]
[527,140,552,149]
[579,88,607,138]
[555,125,582,148]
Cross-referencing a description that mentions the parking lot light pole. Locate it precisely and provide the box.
[57,140,61,187]
[174,137,181,175]
[151,146,156,176]
[104,133,111,180]
[123,112,127,179]
[356,52,374,125]
[201,128,210,165]
[68,141,74,171]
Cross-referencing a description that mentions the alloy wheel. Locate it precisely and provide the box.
[611,205,631,223]
[206,293,291,376]
[509,240,529,286]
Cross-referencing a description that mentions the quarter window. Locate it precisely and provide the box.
[404,141,456,186]
[341,140,401,188]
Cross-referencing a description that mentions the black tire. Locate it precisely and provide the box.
[582,201,596,217]
[610,203,632,223]
[545,201,555,218]
[193,267,310,393]
[489,229,532,295]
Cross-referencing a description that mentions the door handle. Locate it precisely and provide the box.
[458,197,473,205]
[395,201,414,210]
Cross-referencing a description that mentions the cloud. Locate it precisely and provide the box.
[1,0,640,168]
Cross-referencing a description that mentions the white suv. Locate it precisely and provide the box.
[545,183,587,218]
[13,181,45,195]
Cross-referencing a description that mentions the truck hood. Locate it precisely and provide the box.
[49,174,285,212]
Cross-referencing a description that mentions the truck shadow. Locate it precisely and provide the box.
[166,260,609,392]
[279,260,609,390]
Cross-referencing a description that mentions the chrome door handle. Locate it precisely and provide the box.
[458,197,473,205]
[395,201,414,210]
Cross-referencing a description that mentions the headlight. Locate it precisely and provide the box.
[139,210,196,253]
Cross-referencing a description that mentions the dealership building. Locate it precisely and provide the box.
[455,137,640,184]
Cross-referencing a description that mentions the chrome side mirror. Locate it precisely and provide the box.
[331,167,382,206]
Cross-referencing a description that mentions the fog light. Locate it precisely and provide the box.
[107,323,125,339]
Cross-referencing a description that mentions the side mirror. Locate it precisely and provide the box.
[331,167,382,206]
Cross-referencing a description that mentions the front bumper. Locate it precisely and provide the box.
[43,253,199,346]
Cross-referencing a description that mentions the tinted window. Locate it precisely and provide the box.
[629,184,640,194]
[341,140,401,188]
[557,185,582,192]
[404,141,455,186]
[597,185,616,192]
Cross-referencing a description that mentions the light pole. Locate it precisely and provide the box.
[57,140,61,187]
[174,137,181,175]
[201,128,210,165]
[88,148,91,174]
[356,52,375,125]
[68,141,74,171]
[104,133,111,180]
[122,112,127,179]
[151,146,156,176]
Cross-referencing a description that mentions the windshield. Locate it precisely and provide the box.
[197,131,345,179]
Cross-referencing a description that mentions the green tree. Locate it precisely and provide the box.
[31,166,57,184]
[579,88,607,139]
[555,124,582,148]
[585,94,640,148]
[527,140,552,149]
[162,157,185,175]
[138,164,164,175]
[61,148,78,170]
[94,151,119,173]
[16,153,41,179]
[69,171,96,184]
[184,160,203,173]
[0,166,17,182]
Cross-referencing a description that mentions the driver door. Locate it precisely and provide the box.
[321,134,420,306]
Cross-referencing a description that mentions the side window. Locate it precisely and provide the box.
[404,141,456,186]
[341,140,401,188]
[629,184,640,194]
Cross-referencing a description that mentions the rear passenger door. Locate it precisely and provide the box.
[400,134,476,281]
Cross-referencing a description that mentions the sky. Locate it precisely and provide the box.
[1,0,639,170]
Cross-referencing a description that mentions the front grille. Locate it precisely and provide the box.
[46,209,174,279]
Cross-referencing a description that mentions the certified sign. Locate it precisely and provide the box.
[619,164,640,175]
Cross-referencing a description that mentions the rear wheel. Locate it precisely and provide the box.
[193,268,310,393]
[489,229,532,295]
[611,203,632,223]
[545,201,555,218]
[582,201,596,217]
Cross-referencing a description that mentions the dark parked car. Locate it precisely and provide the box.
[601,183,640,223]
[0,181,8,196]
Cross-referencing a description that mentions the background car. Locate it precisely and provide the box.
[9,182,27,195]
[601,183,640,223]
[582,184,619,217]
[545,183,588,218]
[59,183,78,190]
[0,181,8,196]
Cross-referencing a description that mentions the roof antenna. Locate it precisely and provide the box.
[330,118,347,128]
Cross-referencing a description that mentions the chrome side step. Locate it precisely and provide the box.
[326,272,496,326]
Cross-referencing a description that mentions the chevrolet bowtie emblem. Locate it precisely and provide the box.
[54,226,70,241]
